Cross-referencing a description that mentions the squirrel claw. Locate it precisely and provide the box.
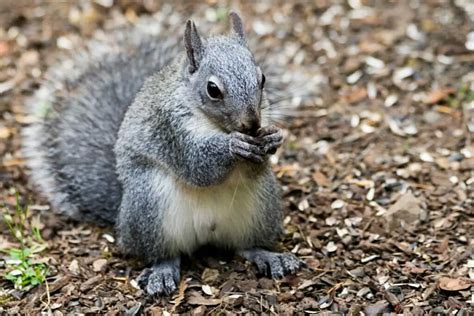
[137,258,180,296]
[239,249,304,279]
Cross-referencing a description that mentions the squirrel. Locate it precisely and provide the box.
[22,12,304,295]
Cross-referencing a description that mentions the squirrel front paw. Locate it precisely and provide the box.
[230,126,283,163]
[137,258,180,296]
[230,132,266,163]
[257,126,283,155]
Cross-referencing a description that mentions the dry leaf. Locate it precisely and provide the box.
[0,126,11,139]
[92,258,107,272]
[201,268,219,284]
[201,284,213,296]
[312,170,330,187]
[171,278,188,313]
[69,259,80,275]
[187,291,221,306]
[343,87,367,104]
[438,277,472,291]
[424,88,455,104]
[385,192,421,229]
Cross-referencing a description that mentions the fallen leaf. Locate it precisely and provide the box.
[312,170,330,187]
[424,88,455,104]
[191,306,207,316]
[201,268,219,284]
[343,87,367,104]
[364,301,390,315]
[435,237,449,254]
[325,241,337,253]
[0,126,11,139]
[171,278,188,313]
[69,259,80,275]
[201,284,213,296]
[92,259,107,272]
[187,291,222,306]
[410,267,427,274]
[438,277,472,291]
[385,192,422,229]
[331,199,345,209]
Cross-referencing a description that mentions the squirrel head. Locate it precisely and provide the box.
[183,12,267,135]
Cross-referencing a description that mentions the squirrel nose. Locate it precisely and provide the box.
[240,118,261,136]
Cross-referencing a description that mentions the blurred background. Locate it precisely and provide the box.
[0,0,473,314]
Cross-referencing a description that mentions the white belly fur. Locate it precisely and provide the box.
[158,165,259,255]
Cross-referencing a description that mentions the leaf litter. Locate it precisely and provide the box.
[0,0,473,314]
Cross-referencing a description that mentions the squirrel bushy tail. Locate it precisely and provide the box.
[23,15,316,224]
[23,22,181,223]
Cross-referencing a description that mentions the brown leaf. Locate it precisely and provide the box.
[410,267,427,274]
[343,87,367,104]
[192,306,207,316]
[171,278,188,313]
[0,41,10,57]
[438,277,472,291]
[187,291,222,306]
[92,259,107,272]
[424,88,455,104]
[312,170,330,187]
[0,126,11,139]
[435,237,449,254]
[201,268,219,284]
[385,192,422,229]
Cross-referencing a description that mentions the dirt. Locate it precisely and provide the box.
[0,0,473,315]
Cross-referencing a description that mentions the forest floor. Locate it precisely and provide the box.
[0,0,473,315]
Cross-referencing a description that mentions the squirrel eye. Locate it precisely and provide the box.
[260,74,266,89]
[206,81,223,100]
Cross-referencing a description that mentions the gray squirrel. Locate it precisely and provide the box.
[22,12,304,295]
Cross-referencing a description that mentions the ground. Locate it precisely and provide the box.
[1,0,473,315]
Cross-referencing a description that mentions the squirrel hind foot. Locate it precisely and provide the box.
[239,249,305,279]
[137,258,181,296]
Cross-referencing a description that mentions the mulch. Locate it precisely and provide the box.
[0,0,473,314]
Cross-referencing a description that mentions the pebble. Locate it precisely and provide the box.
[325,241,338,253]
[384,94,398,107]
[331,199,345,209]
[420,152,434,162]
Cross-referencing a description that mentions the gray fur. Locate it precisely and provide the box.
[23,13,303,295]
[137,258,180,296]
[239,249,305,279]
[184,20,203,74]
[23,26,180,224]
[229,11,247,46]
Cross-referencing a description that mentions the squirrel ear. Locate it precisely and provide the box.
[229,11,247,46]
[184,20,203,74]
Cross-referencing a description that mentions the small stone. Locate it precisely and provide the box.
[258,278,274,289]
[331,199,345,209]
[348,267,366,278]
[202,284,213,296]
[69,259,80,275]
[192,306,207,316]
[298,199,309,211]
[325,241,338,253]
[201,268,219,284]
[357,287,371,297]
[420,152,434,162]
[384,94,398,107]
[92,259,107,272]
[361,255,379,263]
[423,111,441,124]
[325,217,337,226]
[102,233,115,243]
[366,187,375,201]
